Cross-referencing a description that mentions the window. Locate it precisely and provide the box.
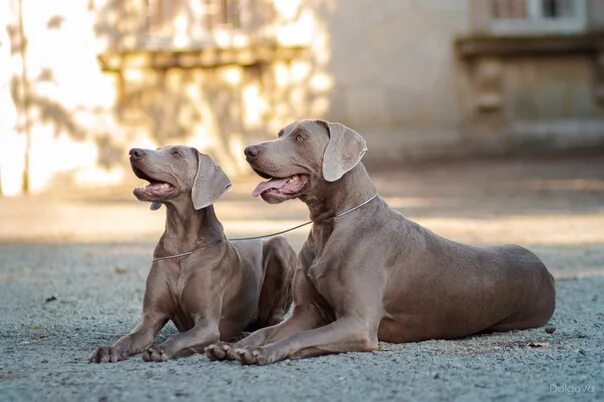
[143,0,248,49]
[488,0,587,34]
[98,0,310,71]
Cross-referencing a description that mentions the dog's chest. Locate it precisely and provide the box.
[304,257,325,285]
[161,259,201,299]
[300,247,341,309]
[303,229,339,283]
[174,262,190,296]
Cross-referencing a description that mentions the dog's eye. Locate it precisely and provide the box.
[172,151,182,158]
[296,134,304,142]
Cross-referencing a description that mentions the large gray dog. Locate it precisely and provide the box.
[90,146,295,363]
[206,120,556,365]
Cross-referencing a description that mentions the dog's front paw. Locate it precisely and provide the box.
[89,346,129,363]
[205,342,236,361]
[232,346,279,366]
[142,344,171,362]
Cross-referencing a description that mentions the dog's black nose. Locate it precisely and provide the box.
[129,148,145,159]
[244,145,261,160]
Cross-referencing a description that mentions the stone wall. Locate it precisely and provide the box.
[2,0,603,195]
[1,0,122,195]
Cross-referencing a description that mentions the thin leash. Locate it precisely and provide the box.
[152,194,379,262]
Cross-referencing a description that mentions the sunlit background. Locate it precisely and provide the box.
[1,0,603,196]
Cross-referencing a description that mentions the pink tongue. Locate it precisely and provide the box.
[252,178,289,197]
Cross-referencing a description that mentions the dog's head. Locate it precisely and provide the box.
[129,145,231,210]
[244,120,367,203]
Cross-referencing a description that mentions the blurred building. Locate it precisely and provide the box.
[1,0,603,195]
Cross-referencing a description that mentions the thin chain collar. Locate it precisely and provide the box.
[152,238,223,262]
[152,194,379,262]
[314,193,379,224]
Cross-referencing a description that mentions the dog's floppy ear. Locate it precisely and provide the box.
[320,121,367,182]
[191,150,232,210]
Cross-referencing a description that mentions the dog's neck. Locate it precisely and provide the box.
[157,198,224,255]
[302,163,377,224]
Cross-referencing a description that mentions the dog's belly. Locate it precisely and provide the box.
[378,243,554,341]
[377,296,508,343]
[377,310,496,342]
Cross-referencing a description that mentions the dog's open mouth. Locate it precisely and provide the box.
[132,166,174,199]
[252,174,309,198]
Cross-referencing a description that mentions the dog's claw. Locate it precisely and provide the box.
[227,346,271,365]
[205,345,225,360]
[206,342,236,361]
[143,344,169,362]
[89,346,125,364]
[225,347,241,361]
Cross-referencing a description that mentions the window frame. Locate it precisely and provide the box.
[488,0,588,35]
[142,0,247,50]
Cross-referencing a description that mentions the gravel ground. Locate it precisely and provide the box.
[1,156,603,401]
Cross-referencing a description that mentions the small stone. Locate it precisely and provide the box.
[45,296,57,303]
[545,326,556,334]
[527,341,549,348]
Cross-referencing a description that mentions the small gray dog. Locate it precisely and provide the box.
[206,120,555,365]
[90,146,295,363]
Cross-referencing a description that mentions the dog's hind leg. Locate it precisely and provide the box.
[246,236,296,331]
